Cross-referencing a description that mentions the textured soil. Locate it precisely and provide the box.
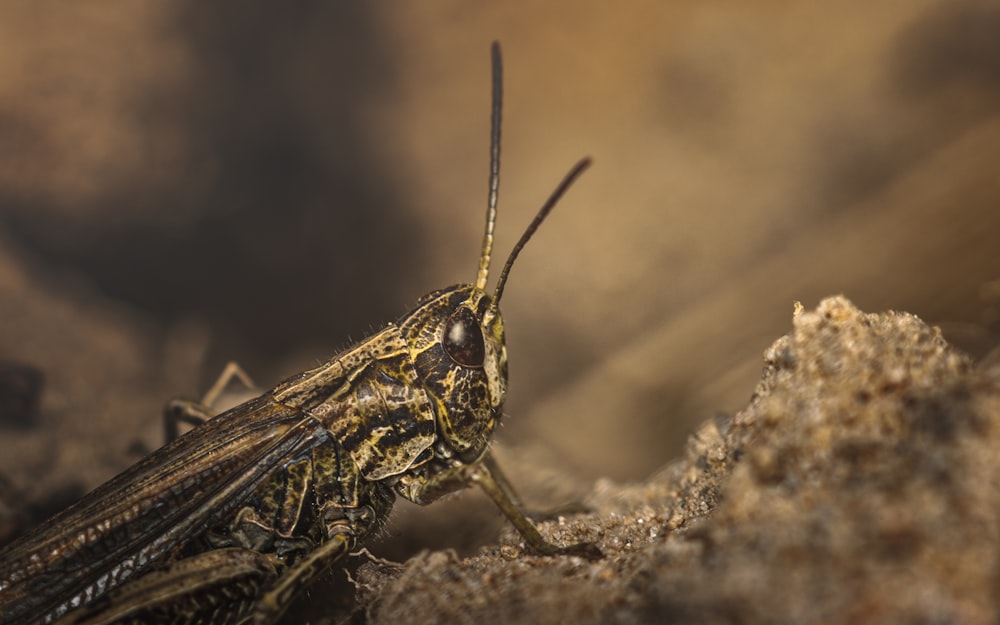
[348,297,999,625]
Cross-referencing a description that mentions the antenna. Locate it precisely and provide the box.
[476,41,503,291]
[491,157,591,307]
[474,42,592,306]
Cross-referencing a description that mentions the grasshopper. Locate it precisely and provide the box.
[0,42,594,625]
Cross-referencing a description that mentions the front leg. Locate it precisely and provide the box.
[397,452,601,559]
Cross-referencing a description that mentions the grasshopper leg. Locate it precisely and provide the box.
[481,453,592,520]
[471,453,601,559]
[162,399,211,442]
[250,531,353,625]
[200,361,256,408]
[52,548,280,625]
[163,362,256,442]
[398,452,601,559]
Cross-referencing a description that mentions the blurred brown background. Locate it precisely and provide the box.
[1,1,999,512]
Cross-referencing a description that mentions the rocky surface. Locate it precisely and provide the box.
[349,296,999,625]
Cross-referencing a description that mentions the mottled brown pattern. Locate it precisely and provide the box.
[0,274,521,625]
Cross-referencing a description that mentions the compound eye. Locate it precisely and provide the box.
[443,307,486,367]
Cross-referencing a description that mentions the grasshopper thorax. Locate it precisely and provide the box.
[398,285,507,464]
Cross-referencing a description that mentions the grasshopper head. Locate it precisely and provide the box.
[395,156,590,467]
[399,285,507,464]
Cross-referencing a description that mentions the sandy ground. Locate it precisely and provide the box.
[351,297,1000,625]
